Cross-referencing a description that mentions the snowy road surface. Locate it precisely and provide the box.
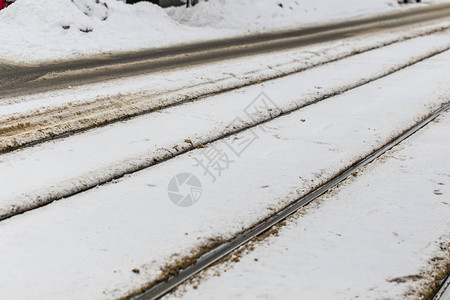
[1,21,449,156]
[0,0,449,63]
[0,47,449,300]
[0,2,449,299]
[2,3,450,99]
[1,29,450,219]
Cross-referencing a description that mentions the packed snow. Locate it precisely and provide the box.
[0,0,448,63]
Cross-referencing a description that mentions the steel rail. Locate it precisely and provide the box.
[133,102,450,300]
[432,274,450,300]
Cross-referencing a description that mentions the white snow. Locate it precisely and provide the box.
[0,1,448,298]
[165,110,450,300]
[1,30,449,219]
[0,0,448,63]
[0,0,204,63]
[2,21,448,118]
[0,47,448,299]
[167,0,417,30]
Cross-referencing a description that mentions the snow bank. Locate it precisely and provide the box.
[0,0,211,63]
[0,0,446,63]
[168,0,401,30]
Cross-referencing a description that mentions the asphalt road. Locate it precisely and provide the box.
[1,3,450,98]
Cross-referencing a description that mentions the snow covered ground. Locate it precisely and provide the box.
[0,0,448,63]
[167,0,412,30]
[1,29,450,219]
[1,21,449,155]
[164,110,450,300]
[0,47,448,299]
[0,1,448,298]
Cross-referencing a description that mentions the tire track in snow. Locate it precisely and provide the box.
[0,24,449,154]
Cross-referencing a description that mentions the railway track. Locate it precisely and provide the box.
[0,23,449,153]
[1,39,449,222]
[0,6,449,298]
[0,5,449,158]
[133,102,450,300]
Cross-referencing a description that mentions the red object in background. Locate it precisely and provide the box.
[0,0,8,10]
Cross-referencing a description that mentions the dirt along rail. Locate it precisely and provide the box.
[131,103,450,300]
